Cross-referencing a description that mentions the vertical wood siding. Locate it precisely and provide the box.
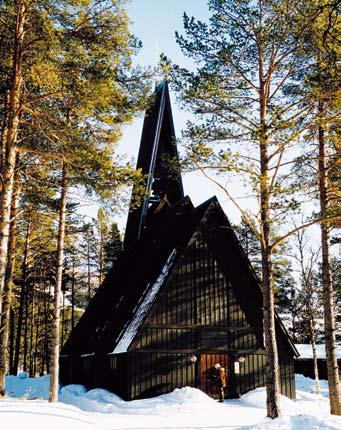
[128,352,195,399]
[63,221,296,401]
[125,231,290,400]
[148,233,255,332]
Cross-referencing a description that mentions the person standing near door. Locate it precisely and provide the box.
[214,363,227,402]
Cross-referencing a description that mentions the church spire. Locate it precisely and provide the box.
[123,82,184,250]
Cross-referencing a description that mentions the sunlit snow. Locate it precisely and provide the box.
[1,372,341,430]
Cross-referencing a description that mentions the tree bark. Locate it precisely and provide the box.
[0,1,25,319]
[33,289,43,378]
[61,291,65,348]
[0,90,9,167]
[13,216,32,375]
[9,309,15,374]
[23,280,29,372]
[41,275,49,376]
[49,162,67,402]
[305,270,320,395]
[318,121,341,414]
[0,163,20,394]
[258,17,281,415]
[260,165,281,419]
[28,289,35,377]
[309,314,320,395]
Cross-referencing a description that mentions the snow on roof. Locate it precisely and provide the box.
[112,249,177,354]
[295,344,341,359]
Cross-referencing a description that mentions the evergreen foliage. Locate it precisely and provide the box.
[169,0,339,418]
[0,0,151,399]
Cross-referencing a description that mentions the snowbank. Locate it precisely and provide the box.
[1,372,341,430]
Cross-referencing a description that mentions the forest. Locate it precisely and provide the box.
[0,0,339,420]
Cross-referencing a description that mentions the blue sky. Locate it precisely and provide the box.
[72,1,327,272]
[87,1,324,250]
[76,1,223,230]
[116,0,233,229]
[127,0,209,69]
[123,0,210,139]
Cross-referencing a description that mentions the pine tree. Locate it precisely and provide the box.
[0,0,151,399]
[287,0,340,414]
[0,157,20,389]
[170,0,335,418]
[103,221,123,272]
[79,221,99,304]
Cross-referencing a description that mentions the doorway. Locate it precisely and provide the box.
[200,354,229,398]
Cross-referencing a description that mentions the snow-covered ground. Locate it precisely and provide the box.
[1,373,341,430]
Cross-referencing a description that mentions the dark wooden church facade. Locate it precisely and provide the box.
[60,82,298,401]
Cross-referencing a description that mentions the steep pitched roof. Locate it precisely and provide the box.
[61,81,298,361]
[114,197,298,357]
[199,199,299,357]
[61,195,298,359]
[61,196,196,356]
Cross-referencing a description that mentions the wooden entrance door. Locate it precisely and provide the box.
[200,354,229,398]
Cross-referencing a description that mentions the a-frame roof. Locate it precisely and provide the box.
[61,196,195,356]
[124,81,184,251]
[61,196,298,359]
[113,197,299,357]
[61,80,298,361]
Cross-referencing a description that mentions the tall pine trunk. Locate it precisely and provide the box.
[13,216,32,375]
[0,1,25,319]
[260,161,281,419]
[9,309,15,374]
[49,162,67,402]
[41,276,50,376]
[0,163,20,394]
[28,290,35,377]
[318,118,341,415]
[23,280,29,371]
[309,312,320,395]
[259,40,281,418]
[0,91,9,165]
[33,290,43,377]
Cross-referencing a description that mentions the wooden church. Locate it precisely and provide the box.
[60,82,298,401]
